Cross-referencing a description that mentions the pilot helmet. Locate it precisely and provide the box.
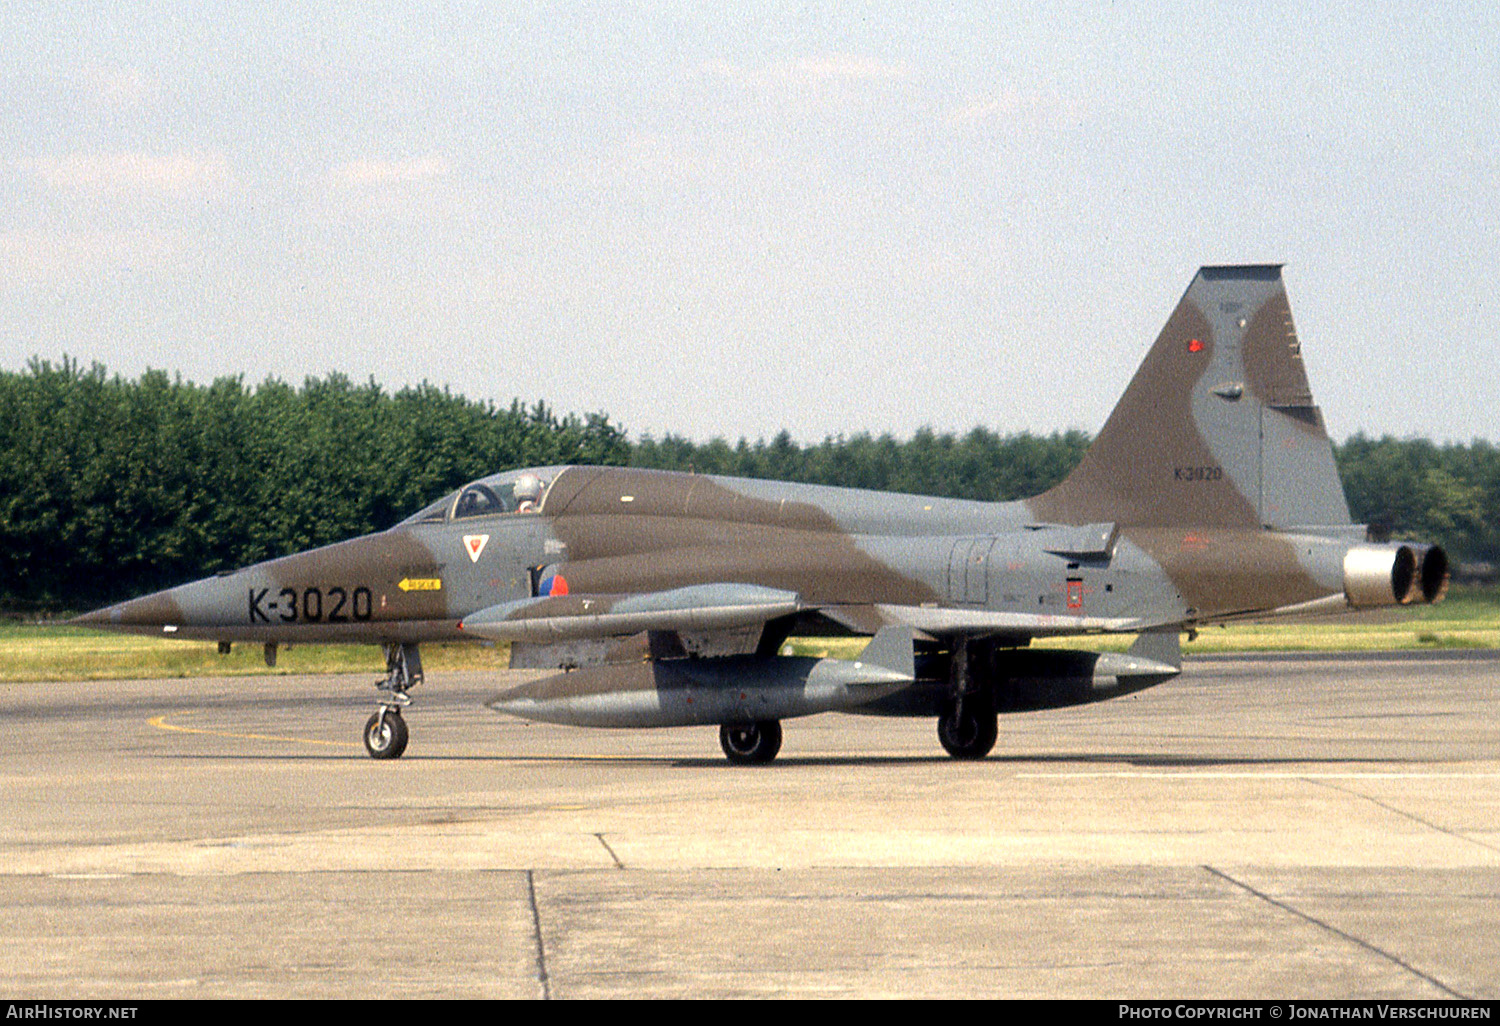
[514,473,544,504]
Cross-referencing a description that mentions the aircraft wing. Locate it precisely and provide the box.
[457,583,802,643]
[870,604,1153,637]
[459,581,1160,646]
[811,603,1149,638]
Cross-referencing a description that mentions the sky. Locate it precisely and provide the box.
[2,2,1496,445]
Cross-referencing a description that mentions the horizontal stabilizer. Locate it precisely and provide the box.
[459,583,800,643]
[1027,522,1118,559]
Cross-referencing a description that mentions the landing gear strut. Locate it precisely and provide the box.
[720,720,782,765]
[365,642,421,760]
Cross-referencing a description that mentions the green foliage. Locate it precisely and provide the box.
[630,426,1092,502]
[1336,434,1500,565]
[0,360,627,610]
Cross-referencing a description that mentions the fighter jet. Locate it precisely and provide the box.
[75,266,1448,763]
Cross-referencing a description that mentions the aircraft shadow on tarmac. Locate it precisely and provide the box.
[149,750,1439,769]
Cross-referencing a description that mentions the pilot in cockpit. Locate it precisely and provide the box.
[514,473,543,512]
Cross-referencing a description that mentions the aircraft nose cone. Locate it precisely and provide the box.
[70,591,180,629]
[68,605,115,627]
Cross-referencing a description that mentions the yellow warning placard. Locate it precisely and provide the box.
[398,578,443,592]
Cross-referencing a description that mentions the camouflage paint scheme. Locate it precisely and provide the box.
[76,267,1447,762]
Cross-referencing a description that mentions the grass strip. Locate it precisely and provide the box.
[7,588,1497,682]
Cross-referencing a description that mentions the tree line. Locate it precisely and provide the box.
[2,360,1495,612]
[0,360,628,610]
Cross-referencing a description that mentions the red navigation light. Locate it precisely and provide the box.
[1187,338,1204,353]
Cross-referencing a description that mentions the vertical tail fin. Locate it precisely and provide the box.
[1028,265,1351,529]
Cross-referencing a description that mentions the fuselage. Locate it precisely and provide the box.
[76,463,1362,645]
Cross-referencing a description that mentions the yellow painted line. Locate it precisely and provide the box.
[148,713,358,748]
[148,714,693,761]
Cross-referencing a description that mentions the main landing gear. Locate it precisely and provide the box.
[720,720,782,765]
[938,636,998,760]
[938,699,997,759]
[365,642,422,760]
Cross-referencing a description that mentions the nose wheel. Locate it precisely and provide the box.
[364,709,409,759]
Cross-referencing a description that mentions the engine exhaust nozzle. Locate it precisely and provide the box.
[1411,544,1449,604]
[1343,544,1417,607]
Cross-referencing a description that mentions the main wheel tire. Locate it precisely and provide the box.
[720,720,783,765]
[938,703,997,759]
[364,710,409,760]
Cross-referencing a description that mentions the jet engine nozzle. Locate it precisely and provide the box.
[1343,543,1419,607]
[1411,543,1449,605]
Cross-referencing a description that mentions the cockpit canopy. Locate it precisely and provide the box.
[401,468,561,525]
[453,481,516,518]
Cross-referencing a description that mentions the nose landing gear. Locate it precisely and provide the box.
[366,642,421,760]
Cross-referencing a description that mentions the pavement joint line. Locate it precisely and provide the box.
[526,869,551,1000]
[595,833,625,869]
[1201,864,1470,1000]
[1303,777,1500,855]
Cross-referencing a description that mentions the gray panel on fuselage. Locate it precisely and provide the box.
[423,516,547,613]
[856,530,1184,629]
[704,475,1035,537]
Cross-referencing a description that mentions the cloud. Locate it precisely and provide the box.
[698,54,914,90]
[793,55,915,83]
[306,154,463,227]
[326,155,451,189]
[948,90,1086,131]
[76,66,160,110]
[0,228,180,287]
[27,150,236,201]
